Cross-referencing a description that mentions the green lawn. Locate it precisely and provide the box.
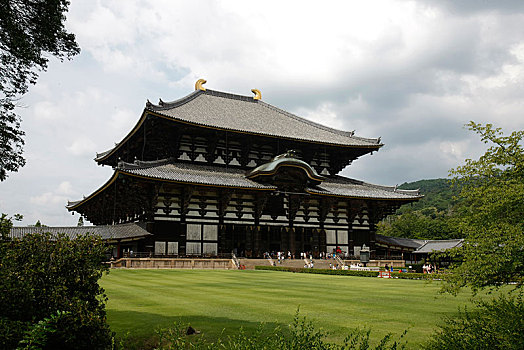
[101,269,488,348]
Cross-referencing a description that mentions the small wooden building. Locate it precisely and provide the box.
[67,80,421,258]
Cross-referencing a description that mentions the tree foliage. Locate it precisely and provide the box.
[0,218,112,349]
[0,0,80,180]
[377,179,461,240]
[443,122,524,294]
[425,292,524,350]
[397,179,460,214]
[377,209,460,240]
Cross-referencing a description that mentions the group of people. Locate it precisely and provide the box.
[422,263,435,274]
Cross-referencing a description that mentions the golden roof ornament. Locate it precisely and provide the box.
[195,79,207,91]
[251,89,261,100]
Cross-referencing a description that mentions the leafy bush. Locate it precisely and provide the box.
[425,292,523,350]
[17,311,69,350]
[390,272,427,280]
[0,229,112,349]
[255,266,429,280]
[255,265,379,277]
[152,310,407,350]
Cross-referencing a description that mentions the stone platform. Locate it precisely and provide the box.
[109,257,405,270]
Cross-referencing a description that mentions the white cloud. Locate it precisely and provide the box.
[67,137,97,156]
[33,101,65,120]
[296,103,345,130]
[30,181,78,206]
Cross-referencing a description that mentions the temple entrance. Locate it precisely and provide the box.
[217,224,320,258]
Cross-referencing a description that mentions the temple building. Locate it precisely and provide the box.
[66,80,422,258]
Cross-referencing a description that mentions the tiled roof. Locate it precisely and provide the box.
[146,89,381,147]
[309,176,422,200]
[414,239,464,254]
[120,160,420,200]
[119,159,277,190]
[376,234,424,249]
[68,160,421,210]
[9,223,151,242]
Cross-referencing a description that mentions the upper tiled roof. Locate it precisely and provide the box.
[9,223,151,242]
[414,239,463,254]
[146,89,382,147]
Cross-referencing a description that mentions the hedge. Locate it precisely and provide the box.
[254,266,428,280]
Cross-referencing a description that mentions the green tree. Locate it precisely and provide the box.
[377,209,459,240]
[425,293,523,350]
[0,221,112,349]
[0,0,80,181]
[443,122,524,294]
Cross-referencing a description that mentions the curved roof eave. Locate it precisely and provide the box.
[305,188,423,201]
[95,89,384,163]
[95,109,149,163]
[66,168,277,212]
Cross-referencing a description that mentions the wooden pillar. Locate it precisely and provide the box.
[254,226,261,257]
[217,189,233,255]
[289,227,296,256]
[300,227,305,254]
[280,227,288,252]
[348,222,354,257]
[319,228,327,254]
[312,228,320,256]
[245,225,253,257]
[116,240,121,259]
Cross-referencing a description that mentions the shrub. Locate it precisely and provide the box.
[152,310,407,350]
[255,266,429,280]
[255,265,379,277]
[0,230,112,349]
[425,292,524,350]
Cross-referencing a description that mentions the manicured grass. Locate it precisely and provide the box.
[101,269,490,348]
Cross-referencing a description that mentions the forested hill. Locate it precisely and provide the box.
[377,178,462,240]
[397,178,459,214]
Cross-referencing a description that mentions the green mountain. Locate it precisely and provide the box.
[377,179,462,240]
[397,178,460,214]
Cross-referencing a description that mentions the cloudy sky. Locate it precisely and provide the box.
[1,0,524,226]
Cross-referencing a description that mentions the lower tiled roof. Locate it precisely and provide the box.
[117,160,421,200]
[9,223,151,242]
[309,176,422,200]
[121,160,276,189]
[68,160,422,210]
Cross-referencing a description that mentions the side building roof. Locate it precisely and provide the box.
[414,239,464,254]
[376,234,425,249]
[375,235,464,254]
[96,88,382,162]
[9,223,151,243]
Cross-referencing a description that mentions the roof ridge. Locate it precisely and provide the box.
[204,89,258,102]
[146,90,203,111]
[117,157,175,170]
